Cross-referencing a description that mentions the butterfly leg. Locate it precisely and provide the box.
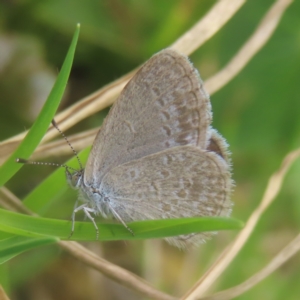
[69,199,80,237]
[107,203,134,236]
[82,206,99,240]
[69,200,85,238]
[69,203,99,240]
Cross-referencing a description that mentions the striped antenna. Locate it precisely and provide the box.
[15,158,78,172]
[16,119,83,172]
[51,119,83,170]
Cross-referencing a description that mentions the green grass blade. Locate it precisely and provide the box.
[0,236,58,264]
[0,208,243,241]
[0,24,80,187]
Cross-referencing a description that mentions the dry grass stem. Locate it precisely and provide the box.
[31,128,98,160]
[59,241,176,300]
[0,187,33,215]
[182,147,300,300]
[0,128,98,165]
[0,286,10,300]
[170,0,246,54]
[200,233,300,300]
[0,0,246,159]
[0,72,132,151]
[205,0,293,94]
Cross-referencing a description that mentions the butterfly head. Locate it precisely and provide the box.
[66,168,84,189]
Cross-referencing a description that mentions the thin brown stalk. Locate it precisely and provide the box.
[0,187,33,215]
[0,285,10,300]
[58,241,176,300]
[0,72,132,149]
[170,0,246,54]
[31,128,98,160]
[205,0,293,95]
[182,147,300,300]
[200,233,300,300]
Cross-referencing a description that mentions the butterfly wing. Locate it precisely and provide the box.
[99,145,232,248]
[84,49,212,186]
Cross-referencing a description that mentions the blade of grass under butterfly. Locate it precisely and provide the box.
[0,24,80,187]
[0,208,243,241]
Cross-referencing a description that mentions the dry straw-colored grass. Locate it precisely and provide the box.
[0,0,298,299]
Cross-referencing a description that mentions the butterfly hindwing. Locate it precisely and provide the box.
[99,145,232,247]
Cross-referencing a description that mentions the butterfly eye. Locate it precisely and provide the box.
[66,169,82,189]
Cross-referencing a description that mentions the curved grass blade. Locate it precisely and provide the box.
[0,236,58,264]
[0,208,243,241]
[0,24,80,187]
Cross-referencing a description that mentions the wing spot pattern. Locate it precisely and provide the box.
[162,125,172,137]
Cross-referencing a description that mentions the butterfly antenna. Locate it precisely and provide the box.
[16,158,78,172]
[51,119,83,170]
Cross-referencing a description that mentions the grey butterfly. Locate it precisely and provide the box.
[67,49,233,248]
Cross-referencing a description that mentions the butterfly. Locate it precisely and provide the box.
[66,49,233,248]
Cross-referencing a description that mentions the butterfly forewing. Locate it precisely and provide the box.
[84,49,212,186]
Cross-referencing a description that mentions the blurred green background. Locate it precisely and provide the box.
[1,0,300,299]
